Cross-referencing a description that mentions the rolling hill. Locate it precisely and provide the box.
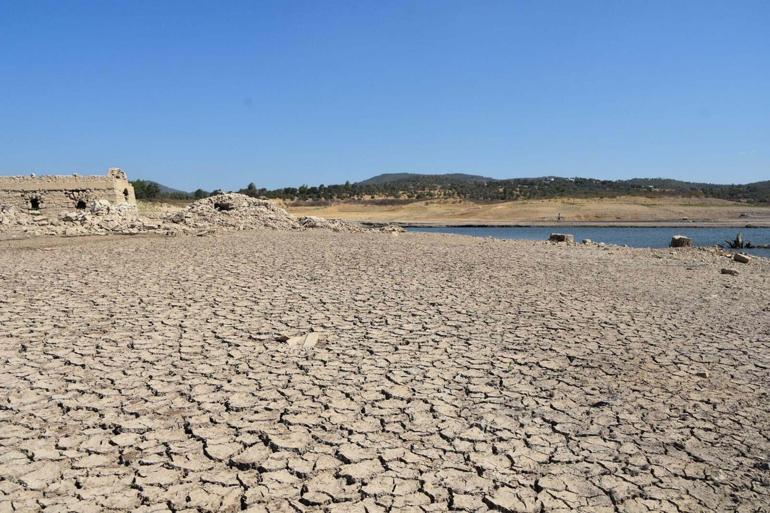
[358,173,495,186]
[258,174,770,203]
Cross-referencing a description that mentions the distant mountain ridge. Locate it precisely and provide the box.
[357,172,767,188]
[359,173,495,185]
[132,173,770,204]
[256,173,769,203]
[129,179,193,200]
[152,181,189,195]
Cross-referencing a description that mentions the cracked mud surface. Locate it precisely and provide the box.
[1,231,769,512]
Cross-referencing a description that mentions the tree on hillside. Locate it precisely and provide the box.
[239,183,259,197]
[130,180,161,200]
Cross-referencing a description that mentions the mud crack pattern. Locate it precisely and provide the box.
[1,231,769,512]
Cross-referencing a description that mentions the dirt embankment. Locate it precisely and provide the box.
[286,196,770,226]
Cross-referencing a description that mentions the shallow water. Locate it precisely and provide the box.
[408,225,770,258]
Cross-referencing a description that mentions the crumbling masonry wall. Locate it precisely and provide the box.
[0,168,136,213]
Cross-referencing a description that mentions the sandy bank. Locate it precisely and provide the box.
[287,196,770,227]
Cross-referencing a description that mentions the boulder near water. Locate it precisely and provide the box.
[670,235,693,248]
[549,233,575,243]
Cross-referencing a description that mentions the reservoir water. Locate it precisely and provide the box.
[408,226,770,258]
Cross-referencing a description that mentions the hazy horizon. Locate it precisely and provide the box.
[1,1,768,191]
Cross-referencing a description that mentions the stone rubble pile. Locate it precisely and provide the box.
[297,215,368,232]
[165,194,300,232]
[53,201,146,236]
[0,193,393,237]
[0,205,34,227]
[1,200,146,237]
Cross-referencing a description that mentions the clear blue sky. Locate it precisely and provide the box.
[1,1,768,191]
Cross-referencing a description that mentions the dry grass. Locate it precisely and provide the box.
[136,199,187,217]
[286,196,770,225]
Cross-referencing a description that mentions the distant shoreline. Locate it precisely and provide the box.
[286,196,770,229]
[377,221,770,229]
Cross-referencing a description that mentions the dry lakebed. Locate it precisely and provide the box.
[1,230,769,512]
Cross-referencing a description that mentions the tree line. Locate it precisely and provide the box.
[131,180,212,201]
[132,176,770,203]
[245,177,770,204]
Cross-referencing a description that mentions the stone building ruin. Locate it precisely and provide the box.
[0,168,136,213]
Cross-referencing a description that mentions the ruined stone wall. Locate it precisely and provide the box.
[0,168,136,213]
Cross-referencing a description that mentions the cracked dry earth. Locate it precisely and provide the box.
[1,231,769,513]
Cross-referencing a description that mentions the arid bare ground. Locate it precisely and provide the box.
[287,197,770,226]
[1,231,769,513]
